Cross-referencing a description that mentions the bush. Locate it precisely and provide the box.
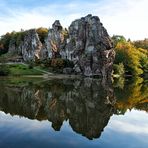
[50,58,74,69]
[51,58,64,69]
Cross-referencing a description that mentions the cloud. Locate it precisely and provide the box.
[99,0,148,40]
[108,110,148,135]
[0,0,147,40]
[110,120,148,134]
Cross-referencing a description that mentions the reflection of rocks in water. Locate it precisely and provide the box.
[0,78,115,140]
[0,86,46,119]
[46,79,115,139]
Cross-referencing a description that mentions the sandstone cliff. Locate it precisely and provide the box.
[46,20,67,58]
[65,14,115,77]
[19,29,43,61]
[45,14,115,78]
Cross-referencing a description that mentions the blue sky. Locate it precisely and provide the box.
[0,0,147,40]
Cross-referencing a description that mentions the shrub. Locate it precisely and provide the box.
[51,58,64,69]
[50,58,74,69]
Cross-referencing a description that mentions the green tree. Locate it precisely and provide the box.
[112,35,126,46]
[0,32,12,50]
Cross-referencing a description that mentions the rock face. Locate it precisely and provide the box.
[45,14,115,78]
[46,20,67,58]
[65,14,115,78]
[7,29,48,62]
[19,29,43,61]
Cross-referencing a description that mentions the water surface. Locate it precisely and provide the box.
[0,77,147,148]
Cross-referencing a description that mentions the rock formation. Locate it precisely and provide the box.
[65,14,115,78]
[19,29,43,61]
[7,14,115,78]
[46,20,67,58]
[45,14,115,78]
[47,15,115,78]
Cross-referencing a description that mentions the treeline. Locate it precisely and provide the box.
[0,30,148,76]
[112,35,148,76]
[134,39,148,49]
[0,27,48,55]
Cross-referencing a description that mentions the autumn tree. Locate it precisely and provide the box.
[115,41,144,75]
[112,35,148,76]
[36,27,48,43]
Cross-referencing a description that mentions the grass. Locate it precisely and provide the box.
[8,64,44,76]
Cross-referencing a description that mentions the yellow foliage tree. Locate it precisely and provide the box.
[36,27,48,43]
[115,41,144,75]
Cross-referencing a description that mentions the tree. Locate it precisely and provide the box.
[137,48,148,74]
[114,40,144,76]
[112,35,126,46]
[0,44,7,55]
[36,27,48,43]
[133,38,148,49]
[0,32,12,50]
[0,30,26,56]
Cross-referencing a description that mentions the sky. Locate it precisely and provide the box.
[0,0,147,40]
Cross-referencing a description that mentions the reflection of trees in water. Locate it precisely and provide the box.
[0,78,115,140]
[114,77,148,114]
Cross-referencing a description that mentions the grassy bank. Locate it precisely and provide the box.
[7,64,44,76]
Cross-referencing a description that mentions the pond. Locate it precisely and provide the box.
[0,77,147,148]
